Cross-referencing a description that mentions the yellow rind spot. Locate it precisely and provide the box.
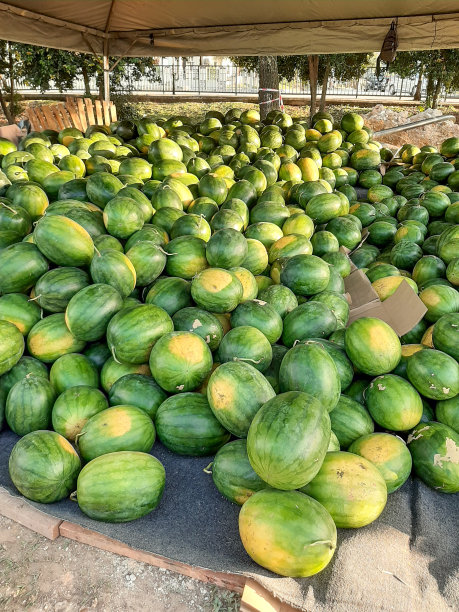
[421,325,435,347]
[200,269,233,293]
[421,288,441,309]
[57,434,79,456]
[102,408,133,437]
[209,377,234,412]
[214,313,231,335]
[168,333,205,365]
[372,276,404,301]
[28,332,76,357]
[401,344,424,357]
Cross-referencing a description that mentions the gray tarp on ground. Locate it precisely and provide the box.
[0,1,458,56]
[0,430,457,611]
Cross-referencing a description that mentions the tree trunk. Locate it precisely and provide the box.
[432,78,442,109]
[81,65,91,97]
[425,73,434,108]
[0,86,13,124]
[8,46,16,122]
[258,55,280,120]
[319,60,331,112]
[308,55,319,121]
[414,66,424,101]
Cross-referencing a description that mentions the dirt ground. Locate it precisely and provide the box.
[0,515,240,612]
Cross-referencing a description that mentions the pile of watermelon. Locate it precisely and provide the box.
[0,107,458,578]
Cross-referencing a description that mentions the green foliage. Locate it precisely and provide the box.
[231,54,370,84]
[390,49,459,108]
[0,42,161,121]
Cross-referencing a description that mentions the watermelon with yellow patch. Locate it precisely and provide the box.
[76,405,156,462]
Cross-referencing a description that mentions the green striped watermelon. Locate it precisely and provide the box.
[52,385,108,441]
[9,430,81,503]
[6,375,56,435]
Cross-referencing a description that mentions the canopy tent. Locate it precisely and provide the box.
[0,0,458,57]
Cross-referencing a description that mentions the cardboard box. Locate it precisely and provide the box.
[344,270,427,336]
[0,124,23,146]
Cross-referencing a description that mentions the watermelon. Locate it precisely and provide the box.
[165,236,208,280]
[217,325,272,372]
[446,259,459,286]
[125,242,167,288]
[49,353,99,394]
[406,348,459,400]
[102,196,144,239]
[90,249,137,298]
[279,342,341,412]
[407,421,459,493]
[301,451,387,528]
[0,293,41,336]
[52,385,108,441]
[207,361,275,437]
[172,306,223,352]
[86,172,123,208]
[107,304,173,365]
[146,277,192,316]
[229,266,258,302]
[191,268,243,313]
[65,283,123,342]
[27,313,85,363]
[313,291,349,328]
[77,405,155,462]
[84,342,111,371]
[100,357,151,393]
[34,214,94,266]
[247,391,330,489]
[432,313,459,361]
[76,451,165,522]
[0,320,24,377]
[436,396,459,433]
[0,243,49,295]
[155,392,230,456]
[257,285,298,319]
[412,255,446,286]
[239,489,336,577]
[349,433,412,493]
[282,302,337,347]
[345,317,401,375]
[34,267,89,313]
[108,374,167,420]
[211,439,271,505]
[365,374,423,431]
[6,374,56,435]
[230,300,282,344]
[437,225,459,264]
[329,395,374,449]
[304,338,353,391]
[9,430,81,503]
[0,356,48,395]
[419,285,459,323]
[149,331,213,393]
[280,254,330,296]
[206,228,248,269]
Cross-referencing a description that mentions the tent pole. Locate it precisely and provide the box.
[103,39,110,104]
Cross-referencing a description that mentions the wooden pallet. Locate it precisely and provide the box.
[0,488,297,612]
[25,97,117,132]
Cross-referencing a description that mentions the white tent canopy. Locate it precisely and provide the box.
[0,0,458,57]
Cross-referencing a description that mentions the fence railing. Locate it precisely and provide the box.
[15,65,459,100]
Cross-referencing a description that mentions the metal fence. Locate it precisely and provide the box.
[15,65,459,100]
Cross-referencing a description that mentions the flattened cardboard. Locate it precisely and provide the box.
[344,271,427,336]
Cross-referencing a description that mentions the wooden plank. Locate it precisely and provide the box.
[25,107,41,131]
[240,580,298,612]
[76,97,88,132]
[55,103,72,129]
[94,99,103,125]
[102,100,111,126]
[65,98,83,131]
[109,101,117,123]
[41,105,61,131]
[33,107,49,131]
[59,521,246,593]
[84,98,96,126]
[0,489,62,540]
[46,105,65,131]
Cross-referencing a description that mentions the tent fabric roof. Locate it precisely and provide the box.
[0,0,458,56]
